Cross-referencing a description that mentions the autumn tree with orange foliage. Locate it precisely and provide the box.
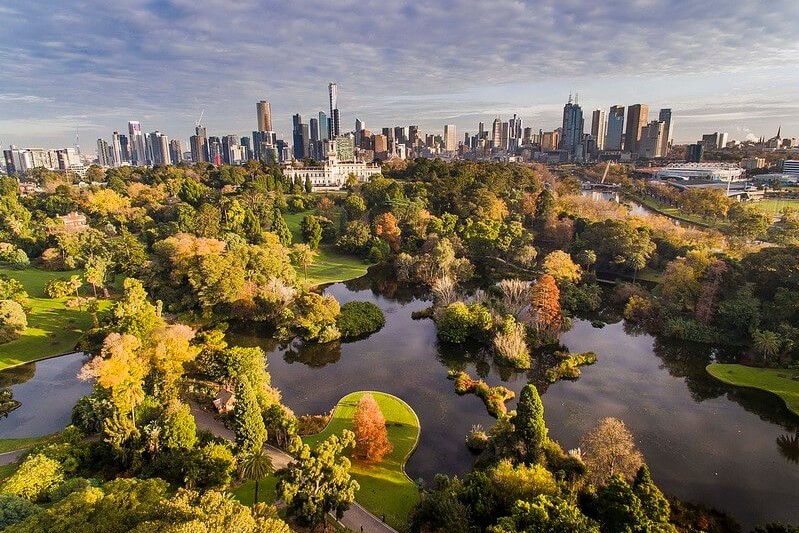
[374,212,401,253]
[529,274,562,339]
[352,393,393,463]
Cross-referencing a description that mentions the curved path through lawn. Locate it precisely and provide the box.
[190,394,416,533]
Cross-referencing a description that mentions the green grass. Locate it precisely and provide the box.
[283,210,369,286]
[0,435,53,454]
[231,474,279,507]
[750,198,799,215]
[0,267,113,370]
[303,391,421,530]
[0,463,17,482]
[707,363,799,416]
[625,193,724,229]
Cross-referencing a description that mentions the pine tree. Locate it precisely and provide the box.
[514,384,547,463]
[272,208,292,247]
[633,465,673,529]
[352,393,393,462]
[233,377,267,455]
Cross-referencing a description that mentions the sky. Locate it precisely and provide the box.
[1,0,798,151]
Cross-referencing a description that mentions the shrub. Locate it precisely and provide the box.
[545,352,597,383]
[297,413,331,436]
[0,494,40,529]
[2,454,64,502]
[0,300,27,343]
[466,424,489,452]
[436,302,493,343]
[337,301,385,339]
[447,370,514,417]
[493,317,530,369]
[43,278,73,299]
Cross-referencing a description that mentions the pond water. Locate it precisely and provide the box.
[0,353,92,438]
[230,275,799,530]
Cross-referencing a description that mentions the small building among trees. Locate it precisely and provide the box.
[212,388,236,414]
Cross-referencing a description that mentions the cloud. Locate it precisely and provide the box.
[0,0,797,146]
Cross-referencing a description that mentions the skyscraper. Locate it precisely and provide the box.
[169,139,182,165]
[310,117,320,159]
[150,131,170,165]
[319,111,329,141]
[328,83,341,138]
[624,104,649,154]
[560,95,585,159]
[605,106,625,150]
[208,136,223,165]
[190,125,208,163]
[222,135,239,165]
[355,118,365,147]
[292,114,310,160]
[658,108,673,156]
[96,139,110,166]
[111,132,123,167]
[639,121,665,159]
[444,125,457,152]
[491,118,502,148]
[256,100,273,132]
[591,109,607,151]
[127,121,146,165]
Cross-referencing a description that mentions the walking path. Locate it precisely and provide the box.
[0,449,26,466]
[189,401,398,533]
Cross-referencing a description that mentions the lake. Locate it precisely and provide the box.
[231,275,799,530]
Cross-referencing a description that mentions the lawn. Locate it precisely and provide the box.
[231,474,279,507]
[0,463,16,482]
[625,193,724,229]
[303,391,421,530]
[750,198,799,215]
[283,210,369,286]
[0,435,53,454]
[0,267,113,370]
[706,363,799,416]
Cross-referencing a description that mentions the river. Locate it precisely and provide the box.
[230,276,799,530]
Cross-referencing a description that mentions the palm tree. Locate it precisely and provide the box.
[239,448,274,506]
[777,433,799,464]
[752,330,782,362]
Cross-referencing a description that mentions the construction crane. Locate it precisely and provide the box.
[195,109,205,128]
[600,160,611,184]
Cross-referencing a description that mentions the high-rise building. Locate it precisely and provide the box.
[605,105,625,150]
[119,135,130,163]
[146,131,169,166]
[169,139,182,165]
[444,125,457,152]
[208,136,223,165]
[318,111,329,141]
[328,83,341,138]
[639,121,665,159]
[686,144,704,162]
[658,108,673,156]
[292,114,310,160]
[541,131,560,151]
[491,119,502,149]
[222,135,239,165]
[408,125,420,145]
[310,118,320,159]
[500,122,509,151]
[355,118,365,147]
[256,100,273,132]
[373,134,388,154]
[591,109,607,151]
[128,121,146,165]
[560,95,585,159]
[96,139,110,166]
[190,125,208,163]
[111,132,123,167]
[240,137,251,161]
[624,104,649,154]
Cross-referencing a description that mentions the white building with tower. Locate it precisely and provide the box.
[282,140,381,189]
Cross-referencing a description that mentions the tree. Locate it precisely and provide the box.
[337,220,371,256]
[300,215,322,250]
[1,454,64,501]
[514,384,547,462]
[336,301,385,339]
[278,430,360,531]
[84,254,111,298]
[272,208,292,247]
[304,175,313,193]
[239,448,274,506]
[112,278,163,340]
[436,301,493,343]
[633,465,673,530]
[374,212,402,253]
[343,194,366,220]
[160,400,198,451]
[233,377,267,455]
[0,299,27,343]
[752,329,783,364]
[728,203,770,242]
[542,250,582,285]
[529,274,562,337]
[353,393,393,462]
[293,292,341,343]
[489,495,599,533]
[290,243,317,281]
[0,494,40,529]
[534,189,555,223]
[580,417,644,485]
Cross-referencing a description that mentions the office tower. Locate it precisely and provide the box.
[318,111,329,141]
[240,137,251,161]
[222,135,239,165]
[355,118,365,147]
[328,83,341,138]
[508,114,522,150]
[373,134,388,153]
[251,130,274,161]
[541,131,560,151]
[110,132,123,167]
[591,109,607,151]
[639,121,665,159]
[149,131,170,165]
[605,105,625,150]
[190,125,208,163]
[658,108,673,156]
[256,100,272,132]
[394,126,407,145]
[310,118,320,159]
[96,139,110,166]
[127,121,146,165]
[208,137,222,165]
[444,125,457,152]
[408,125,419,145]
[169,139,182,165]
[560,95,585,159]
[718,132,728,148]
[292,114,310,160]
[686,144,704,162]
[119,135,130,163]
[624,104,649,154]
[491,119,502,148]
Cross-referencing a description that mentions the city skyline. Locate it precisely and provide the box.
[1,0,797,147]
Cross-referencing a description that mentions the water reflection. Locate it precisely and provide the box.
[777,433,799,464]
[231,276,799,529]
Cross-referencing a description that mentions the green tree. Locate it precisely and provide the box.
[300,215,322,250]
[633,465,674,530]
[160,400,198,451]
[1,454,64,502]
[0,494,40,529]
[84,254,111,298]
[290,243,317,281]
[752,329,782,364]
[112,278,163,340]
[514,384,547,462]
[489,495,599,533]
[305,175,313,193]
[0,299,27,343]
[272,208,292,246]
[233,377,267,455]
[239,448,274,505]
[343,194,366,220]
[278,430,360,531]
